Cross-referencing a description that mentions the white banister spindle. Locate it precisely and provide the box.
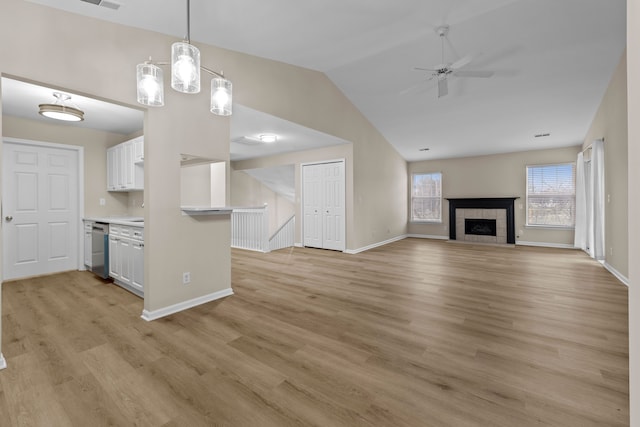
[231,206,295,253]
[231,206,269,252]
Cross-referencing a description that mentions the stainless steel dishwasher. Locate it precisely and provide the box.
[91,222,109,279]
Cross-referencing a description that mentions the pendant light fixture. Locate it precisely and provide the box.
[136,0,232,116]
[39,92,85,122]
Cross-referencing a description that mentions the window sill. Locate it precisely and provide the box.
[525,224,575,231]
[411,220,443,224]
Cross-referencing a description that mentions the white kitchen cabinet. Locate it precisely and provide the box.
[133,136,144,163]
[83,221,93,268]
[107,146,117,191]
[107,137,144,192]
[108,223,144,297]
[108,233,121,279]
[131,240,144,294]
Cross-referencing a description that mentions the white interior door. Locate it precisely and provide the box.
[3,141,79,280]
[321,162,345,251]
[302,160,345,251]
[303,163,323,248]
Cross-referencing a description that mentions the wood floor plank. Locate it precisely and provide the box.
[0,238,629,426]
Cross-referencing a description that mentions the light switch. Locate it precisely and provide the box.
[99,198,106,206]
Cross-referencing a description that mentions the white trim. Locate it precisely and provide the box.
[141,288,234,321]
[0,353,6,370]
[345,234,406,254]
[2,137,85,276]
[516,241,577,249]
[407,234,449,240]
[294,242,303,247]
[602,261,630,287]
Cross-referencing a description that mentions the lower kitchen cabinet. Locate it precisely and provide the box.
[84,221,93,268]
[131,240,144,294]
[109,224,144,297]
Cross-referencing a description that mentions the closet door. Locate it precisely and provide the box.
[303,163,323,248]
[321,161,345,251]
[302,160,345,251]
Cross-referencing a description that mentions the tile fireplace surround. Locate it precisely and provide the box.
[447,198,518,244]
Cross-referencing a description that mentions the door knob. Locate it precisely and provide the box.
[5,216,13,222]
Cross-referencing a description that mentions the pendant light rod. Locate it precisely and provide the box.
[147,60,225,79]
[186,0,191,43]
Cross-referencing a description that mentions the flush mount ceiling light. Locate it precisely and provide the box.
[259,134,278,143]
[38,92,85,122]
[136,0,232,116]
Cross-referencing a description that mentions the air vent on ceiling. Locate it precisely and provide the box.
[231,136,263,146]
[80,0,121,10]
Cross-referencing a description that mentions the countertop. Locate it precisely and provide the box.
[84,217,144,227]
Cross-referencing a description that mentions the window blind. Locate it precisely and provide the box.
[411,172,442,222]
[526,163,576,227]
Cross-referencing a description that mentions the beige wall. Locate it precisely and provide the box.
[627,1,639,423]
[582,52,628,278]
[2,115,134,217]
[408,146,581,246]
[230,168,295,237]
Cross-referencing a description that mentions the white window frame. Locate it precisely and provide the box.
[411,172,442,223]
[525,162,576,228]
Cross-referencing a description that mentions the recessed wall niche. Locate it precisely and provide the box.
[180,154,226,208]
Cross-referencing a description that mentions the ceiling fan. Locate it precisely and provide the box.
[413,25,494,98]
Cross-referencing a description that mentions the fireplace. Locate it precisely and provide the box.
[465,219,497,236]
[446,198,518,244]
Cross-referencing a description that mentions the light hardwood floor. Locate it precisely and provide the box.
[0,238,629,426]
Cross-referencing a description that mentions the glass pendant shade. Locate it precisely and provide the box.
[210,77,232,116]
[136,63,164,107]
[171,41,200,93]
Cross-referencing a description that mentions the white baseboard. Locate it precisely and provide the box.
[294,242,303,247]
[141,288,234,321]
[345,235,407,254]
[406,234,449,240]
[0,353,7,370]
[602,261,630,287]
[516,241,577,249]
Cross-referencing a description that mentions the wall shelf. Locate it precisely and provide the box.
[180,206,233,216]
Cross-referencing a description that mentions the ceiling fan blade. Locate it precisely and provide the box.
[450,54,474,70]
[413,66,439,72]
[453,70,494,78]
[438,78,448,98]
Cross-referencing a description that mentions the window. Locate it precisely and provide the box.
[526,163,576,227]
[411,172,442,222]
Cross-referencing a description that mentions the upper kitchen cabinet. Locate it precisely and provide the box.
[108,136,144,191]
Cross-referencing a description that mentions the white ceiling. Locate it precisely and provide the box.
[19,0,627,161]
[230,105,348,161]
[1,77,144,135]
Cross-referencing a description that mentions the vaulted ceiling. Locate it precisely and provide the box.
[18,0,627,161]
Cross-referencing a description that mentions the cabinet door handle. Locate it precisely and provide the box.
[5,216,13,222]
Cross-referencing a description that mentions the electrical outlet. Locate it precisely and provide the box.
[99,198,106,206]
[183,272,191,284]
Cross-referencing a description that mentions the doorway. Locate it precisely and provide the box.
[302,159,345,251]
[2,139,83,280]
